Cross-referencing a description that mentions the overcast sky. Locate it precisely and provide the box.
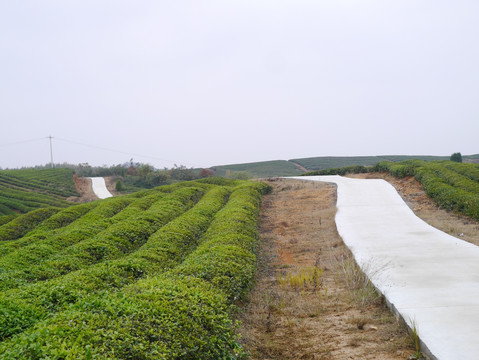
[1,1,478,169]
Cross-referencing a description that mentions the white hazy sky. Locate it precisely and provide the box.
[1,1,478,169]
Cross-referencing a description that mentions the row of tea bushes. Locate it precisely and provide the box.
[0,185,228,341]
[0,196,135,273]
[0,203,98,258]
[374,160,479,220]
[0,169,78,198]
[415,167,479,220]
[0,181,271,359]
[0,187,204,291]
[173,182,271,302]
[0,207,61,241]
[443,161,479,182]
[0,168,78,215]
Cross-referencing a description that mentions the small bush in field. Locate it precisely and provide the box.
[115,180,123,191]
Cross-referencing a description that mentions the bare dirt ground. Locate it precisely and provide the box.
[68,175,98,202]
[68,176,120,202]
[104,176,121,196]
[238,178,417,360]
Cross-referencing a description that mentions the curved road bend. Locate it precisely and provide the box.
[292,175,479,360]
[89,177,113,199]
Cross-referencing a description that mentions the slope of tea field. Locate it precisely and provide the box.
[0,168,78,215]
[204,154,479,178]
[0,178,271,359]
[303,160,479,221]
[290,154,479,171]
[209,160,304,178]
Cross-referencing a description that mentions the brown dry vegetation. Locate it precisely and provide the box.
[238,178,417,360]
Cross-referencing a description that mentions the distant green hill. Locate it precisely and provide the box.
[205,154,479,178]
[209,160,304,178]
[0,168,79,215]
[289,155,453,171]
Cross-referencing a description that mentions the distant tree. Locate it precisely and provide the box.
[145,171,170,186]
[137,164,154,178]
[198,168,215,178]
[169,165,196,181]
[126,165,136,176]
[115,180,124,191]
[450,152,463,163]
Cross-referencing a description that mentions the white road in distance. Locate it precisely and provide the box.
[292,175,479,360]
[89,177,113,199]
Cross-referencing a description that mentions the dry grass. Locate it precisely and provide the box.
[237,178,416,360]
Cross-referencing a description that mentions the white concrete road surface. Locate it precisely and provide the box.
[89,177,113,199]
[292,175,479,360]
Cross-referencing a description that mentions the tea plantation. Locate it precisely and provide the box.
[0,178,271,359]
[303,160,479,220]
[0,168,78,215]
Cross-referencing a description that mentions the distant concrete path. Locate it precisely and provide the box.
[293,175,479,360]
[89,177,113,199]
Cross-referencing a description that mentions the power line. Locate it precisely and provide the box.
[53,137,198,168]
[0,137,47,148]
[0,136,198,168]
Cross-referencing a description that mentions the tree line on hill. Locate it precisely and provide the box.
[10,161,233,192]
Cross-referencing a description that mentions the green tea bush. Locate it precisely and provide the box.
[0,214,18,227]
[36,202,98,231]
[0,180,270,358]
[0,187,202,290]
[0,186,228,340]
[0,276,242,360]
[173,182,270,302]
[0,197,135,287]
[444,162,479,182]
[415,167,479,220]
[0,207,61,241]
[302,165,371,176]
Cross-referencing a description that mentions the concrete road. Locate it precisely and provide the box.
[89,177,113,199]
[293,175,479,360]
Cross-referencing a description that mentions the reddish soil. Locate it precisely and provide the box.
[68,175,98,202]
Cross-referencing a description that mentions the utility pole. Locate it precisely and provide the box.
[48,135,54,169]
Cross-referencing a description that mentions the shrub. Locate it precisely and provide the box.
[115,180,123,191]
[450,152,463,162]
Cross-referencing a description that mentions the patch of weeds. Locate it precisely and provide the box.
[408,320,425,359]
[277,267,324,293]
[339,256,387,307]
